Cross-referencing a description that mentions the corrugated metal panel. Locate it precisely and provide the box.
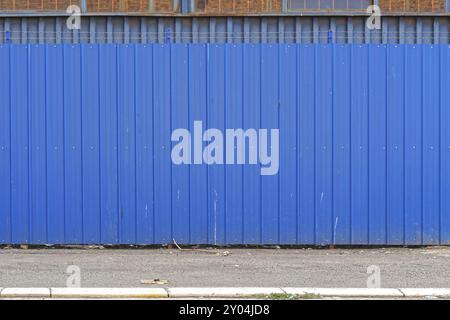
[0,43,449,245]
[0,15,449,44]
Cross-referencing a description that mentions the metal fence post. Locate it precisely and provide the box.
[328,30,333,44]
[5,30,11,44]
[166,28,172,44]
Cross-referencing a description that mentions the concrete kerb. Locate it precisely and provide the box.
[399,288,450,298]
[50,288,169,299]
[166,287,285,298]
[282,288,405,297]
[1,288,450,299]
[0,288,51,298]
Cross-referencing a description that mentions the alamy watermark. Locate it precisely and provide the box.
[367,265,381,288]
[66,265,81,288]
[171,121,279,176]
[66,5,82,30]
[366,5,382,30]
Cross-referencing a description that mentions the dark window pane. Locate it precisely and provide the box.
[320,0,334,9]
[289,0,305,9]
[305,0,320,9]
[288,0,372,10]
[335,0,349,9]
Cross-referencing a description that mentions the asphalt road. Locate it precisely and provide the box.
[1,247,450,288]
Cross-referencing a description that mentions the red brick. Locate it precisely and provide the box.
[0,0,444,13]
[194,0,282,14]
[379,0,446,12]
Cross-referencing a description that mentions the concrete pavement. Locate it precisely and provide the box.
[1,247,450,288]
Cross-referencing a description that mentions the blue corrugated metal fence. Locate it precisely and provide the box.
[0,43,449,245]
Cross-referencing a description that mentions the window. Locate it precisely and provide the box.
[288,0,372,10]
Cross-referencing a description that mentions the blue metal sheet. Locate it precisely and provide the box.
[0,45,11,244]
[368,44,387,244]
[99,44,119,243]
[261,44,279,244]
[332,44,351,244]
[117,44,137,244]
[135,44,154,243]
[153,44,172,244]
[47,45,65,243]
[279,44,297,243]
[0,43,449,246]
[442,45,450,243]
[242,44,261,244]
[63,44,83,243]
[315,44,333,244]
[207,44,226,244]
[405,45,423,244]
[10,45,29,244]
[297,44,316,245]
[423,45,441,244]
[386,44,405,245]
[350,44,369,244]
[188,44,208,243]
[225,44,244,244]
[29,45,47,243]
[171,44,190,243]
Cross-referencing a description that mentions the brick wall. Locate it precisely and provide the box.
[0,0,177,12]
[0,0,446,13]
[194,0,282,14]
[0,0,77,11]
[379,0,447,12]
[87,0,176,13]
